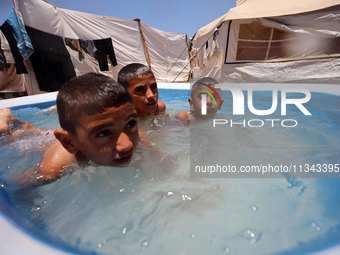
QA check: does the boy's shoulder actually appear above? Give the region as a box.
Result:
[176,110,191,120]
[157,100,166,113]
[38,140,77,181]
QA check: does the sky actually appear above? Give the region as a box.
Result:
[0,0,237,38]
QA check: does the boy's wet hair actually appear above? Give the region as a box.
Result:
[118,63,154,88]
[191,77,219,98]
[57,73,133,135]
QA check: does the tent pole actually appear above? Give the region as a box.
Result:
[173,29,216,82]
[135,19,152,70]
[185,34,192,81]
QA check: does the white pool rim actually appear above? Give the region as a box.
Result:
[1,82,340,255]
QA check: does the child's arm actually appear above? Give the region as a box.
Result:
[176,111,190,120]
[14,140,76,185]
[175,111,191,126]
[0,108,48,136]
[37,140,76,181]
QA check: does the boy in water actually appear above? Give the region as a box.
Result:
[177,77,224,122]
[118,63,166,116]
[20,73,139,182]
[0,108,11,134]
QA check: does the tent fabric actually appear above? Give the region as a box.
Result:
[140,22,190,82]
[195,0,340,38]
[11,0,190,83]
[228,0,340,20]
[0,64,25,92]
[191,0,340,84]
[0,0,190,94]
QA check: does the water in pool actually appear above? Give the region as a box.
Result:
[0,88,340,255]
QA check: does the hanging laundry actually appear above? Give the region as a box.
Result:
[0,22,27,74]
[93,38,117,71]
[79,39,97,57]
[0,30,14,63]
[25,26,76,92]
[0,36,6,64]
[202,41,208,66]
[65,38,84,61]
[207,28,220,58]
[201,28,220,67]
[6,7,34,60]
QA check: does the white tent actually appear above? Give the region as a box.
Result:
[0,0,190,94]
[191,0,340,83]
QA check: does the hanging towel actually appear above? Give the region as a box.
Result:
[0,22,27,74]
[93,38,117,71]
[6,7,34,60]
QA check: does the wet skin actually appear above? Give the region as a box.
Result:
[71,102,139,166]
[126,73,161,115]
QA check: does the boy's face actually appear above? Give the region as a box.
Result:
[189,86,222,118]
[125,72,159,115]
[71,102,139,166]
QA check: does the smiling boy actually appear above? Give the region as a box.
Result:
[118,63,166,116]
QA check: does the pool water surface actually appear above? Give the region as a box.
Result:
[0,88,340,255]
